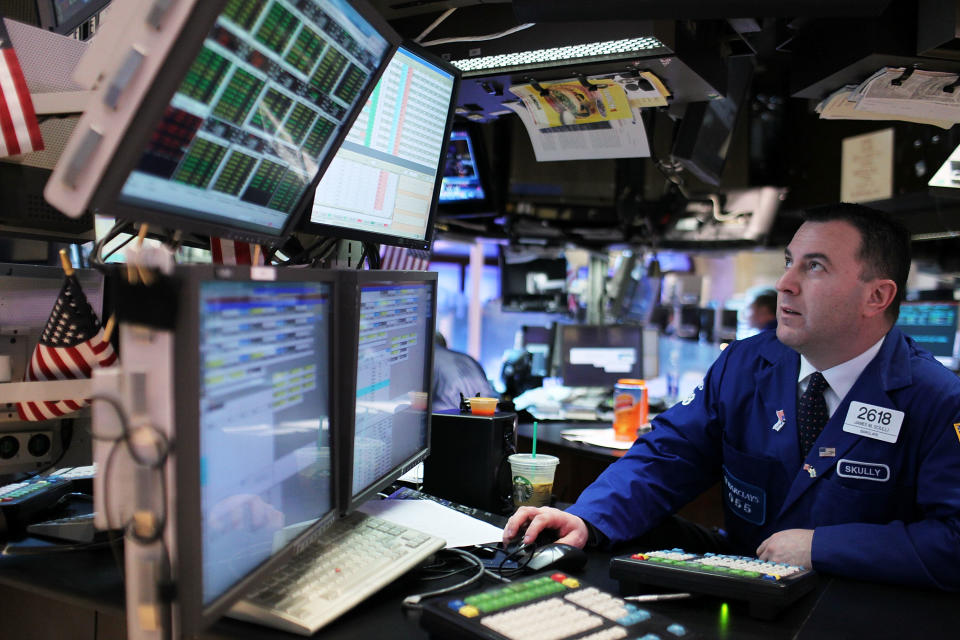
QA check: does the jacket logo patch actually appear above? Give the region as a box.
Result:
[836,459,890,482]
[722,465,766,526]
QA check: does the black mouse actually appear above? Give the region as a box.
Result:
[525,543,588,572]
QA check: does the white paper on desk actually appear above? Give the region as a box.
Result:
[358,498,504,549]
[503,99,650,161]
[560,427,644,450]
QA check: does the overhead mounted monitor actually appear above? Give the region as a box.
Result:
[46,0,400,247]
[172,265,339,636]
[337,271,437,513]
[36,0,112,35]
[437,124,495,215]
[302,43,459,249]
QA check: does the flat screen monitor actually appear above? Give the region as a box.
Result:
[521,325,553,378]
[173,265,339,634]
[46,0,400,247]
[36,0,111,35]
[896,302,960,370]
[500,247,566,313]
[339,271,437,513]
[558,324,644,388]
[303,43,459,249]
[437,126,494,214]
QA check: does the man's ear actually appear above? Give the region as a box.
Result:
[864,279,897,318]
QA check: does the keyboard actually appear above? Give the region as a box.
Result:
[228,511,445,636]
[610,549,816,618]
[421,572,697,640]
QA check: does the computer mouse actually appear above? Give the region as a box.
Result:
[526,543,588,572]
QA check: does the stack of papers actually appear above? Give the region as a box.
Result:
[817,67,960,129]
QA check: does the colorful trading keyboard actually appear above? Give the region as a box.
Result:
[610,549,816,618]
[421,573,698,640]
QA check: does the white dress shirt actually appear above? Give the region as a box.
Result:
[797,336,886,418]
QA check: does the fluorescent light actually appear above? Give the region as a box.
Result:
[451,36,667,75]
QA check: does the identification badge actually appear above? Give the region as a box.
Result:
[837,459,890,482]
[722,466,766,526]
[842,401,904,443]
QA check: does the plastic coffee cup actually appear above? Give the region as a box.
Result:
[508,453,559,507]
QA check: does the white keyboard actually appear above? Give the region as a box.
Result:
[227,511,445,636]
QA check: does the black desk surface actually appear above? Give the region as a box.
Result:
[1,533,958,639]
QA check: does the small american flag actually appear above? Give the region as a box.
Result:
[380,246,431,271]
[0,18,43,157]
[210,237,263,265]
[17,274,117,422]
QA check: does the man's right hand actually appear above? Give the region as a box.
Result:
[501,506,589,549]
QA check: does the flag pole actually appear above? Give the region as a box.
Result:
[58,248,74,276]
[102,314,116,343]
[252,244,261,266]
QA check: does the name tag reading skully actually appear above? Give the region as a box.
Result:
[842,401,904,443]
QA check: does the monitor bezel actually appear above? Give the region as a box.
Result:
[336,269,437,514]
[299,41,461,250]
[172,264,342,635]
[558,323,646,387]
[87,0,401,248]
[436,121,497,217]
[36,0,111,36]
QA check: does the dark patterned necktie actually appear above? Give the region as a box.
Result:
[798,372,829,456]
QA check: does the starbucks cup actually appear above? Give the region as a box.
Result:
[508,453,559,507]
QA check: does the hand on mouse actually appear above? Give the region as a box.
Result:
[502,506,589,549]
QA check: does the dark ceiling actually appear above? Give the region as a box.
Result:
[368,0,960,259]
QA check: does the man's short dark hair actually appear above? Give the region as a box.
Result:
[752,289,777,315]
[802,203,910,321]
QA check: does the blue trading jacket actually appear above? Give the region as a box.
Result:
[567,327,960,589]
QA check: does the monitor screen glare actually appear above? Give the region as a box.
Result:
[351,281,433,499]
[198,279,334,605]
[439,129,486,203]
[118,0,392,239]
[896,302,960,368]
[310,45,456,244]
[560,325,643,388]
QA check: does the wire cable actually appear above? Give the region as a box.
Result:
[415,8,456,43]
[420,22,535,47]
[402,548,487,608]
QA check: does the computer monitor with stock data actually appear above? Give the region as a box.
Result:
[172,265,340,635]
[558,324,645,388]
[45,0,400,247]
[896,302,960,370]
[303,43,459,249]
[337,271,437,513]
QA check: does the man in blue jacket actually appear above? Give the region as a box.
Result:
[503,203,960,590]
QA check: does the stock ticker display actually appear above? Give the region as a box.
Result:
[121,0,390,234]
